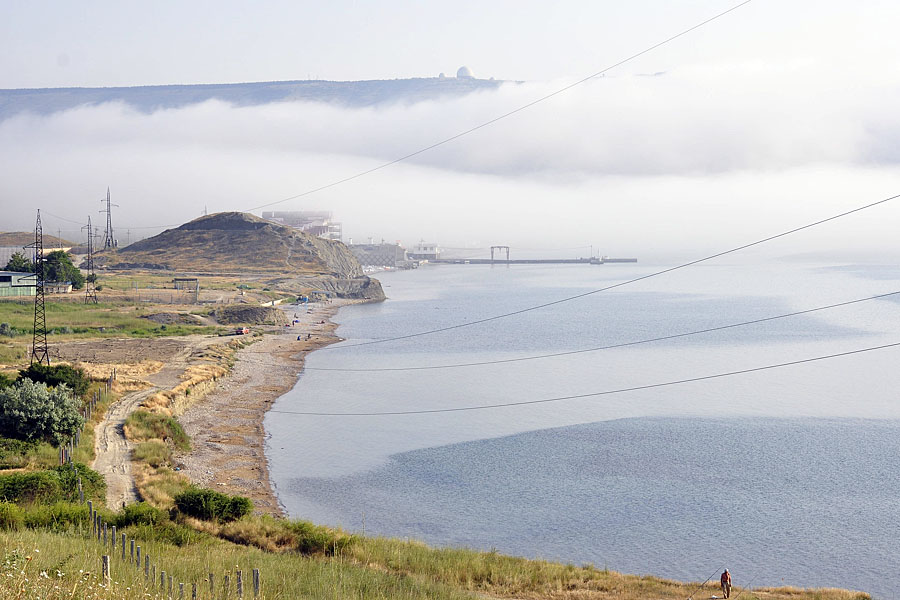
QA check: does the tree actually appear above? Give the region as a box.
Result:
[44,250,85,290]
[19,363,90,397]
[4,251,33,273]
[0,379,83,446]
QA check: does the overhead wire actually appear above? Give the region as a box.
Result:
[316,192,900,351]
[307,290,900,371]
[267,340,900,416]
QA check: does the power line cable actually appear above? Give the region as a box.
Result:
[318,192,900,351]
[267,340,900,416]
[307,290,900,371]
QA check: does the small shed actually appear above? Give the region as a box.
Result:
[0,271,36,297]
[173,277,199,290]
[45,282,73,294]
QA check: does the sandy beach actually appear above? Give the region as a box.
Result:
[176,299,357,516]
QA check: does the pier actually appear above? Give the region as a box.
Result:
[430,257,637,265]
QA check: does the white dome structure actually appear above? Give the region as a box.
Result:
[456,65,474,79]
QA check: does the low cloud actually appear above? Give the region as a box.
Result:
[2,61,899,257]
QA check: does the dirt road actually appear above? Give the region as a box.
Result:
[90,337,219,508]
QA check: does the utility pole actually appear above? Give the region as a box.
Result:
[100,188,119,249]
[82,216,98,304]
[26,210,50,366]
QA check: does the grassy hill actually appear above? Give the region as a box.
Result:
[0,232,75,248]
[100,212,363,277]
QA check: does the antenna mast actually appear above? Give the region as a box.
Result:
[82,216,98,304]
[27,210,50,366]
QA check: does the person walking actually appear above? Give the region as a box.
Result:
[720,569,732,598]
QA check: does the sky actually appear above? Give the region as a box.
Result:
[2,0,900,259]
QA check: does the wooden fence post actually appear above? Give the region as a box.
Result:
[224,574,230,596]
[111,525,116,550]
[103,522,107,546]
[121,533,126,560]
[145,554,150,577]
[237,570,243,597]
[161,570,166,590]
[179,582,185,599]
[253,568,260,597]
[130,539,135,563]
[192,583,197,599]
[88,501,94,527]
[101,555,110,584]
[136,545,141,569]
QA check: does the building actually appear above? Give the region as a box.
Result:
[407,241,441,261]
[349,243,409,268]
[173,277,199,290]
[261,211,342,241]
[45,282,73,294]
[0,271,36,297]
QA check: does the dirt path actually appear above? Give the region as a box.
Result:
[91,337,219,509]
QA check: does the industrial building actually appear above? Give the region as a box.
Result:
[407,241,441,261]
[261,211,342,241]
[0,271,36,297]
[349,243,411,268]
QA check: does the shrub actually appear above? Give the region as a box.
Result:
[125,411,190,451]
[52,463,106,503]
[0,437,37,468]
[18,363,90,397]
[0,379,83,446]
[114,502,165,527]
[0,471,62,503]
[23,501,89,530]
[173,487,253,522]
[0,501,24,530]
[0,323,16,338]
[288,519,355,555]
[0,373,15,390]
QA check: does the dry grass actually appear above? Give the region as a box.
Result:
[132,463,190,509]
[75,360,162,392]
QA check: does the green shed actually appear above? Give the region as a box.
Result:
[0,271,37,297]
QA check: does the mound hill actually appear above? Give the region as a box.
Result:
[99,212,383,299]
[0,232,76,247]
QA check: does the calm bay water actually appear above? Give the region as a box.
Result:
[266,259,900,598]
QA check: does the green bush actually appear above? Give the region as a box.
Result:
[23,501,89,530]
[173,487,253,522]
[0,501,25,530]
[18,363,90,397]
[52,463,106,503]
[0,471,62,503]
[0,437,37,468]
[0,379,84,446]
[125,411,190,451]
[0,373,14,389]
[114,502,165,527]
[288,519,355,555]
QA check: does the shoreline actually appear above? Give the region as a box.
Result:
[176,298,356,516]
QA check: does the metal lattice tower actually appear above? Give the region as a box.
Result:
[100,187,118,249]
[82,216,98,304]
[27,210,50,366]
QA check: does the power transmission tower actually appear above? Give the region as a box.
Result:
[100,187,119,249]
[82,216,98,304]
[26,210,50,366]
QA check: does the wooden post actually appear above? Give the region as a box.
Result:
[78,478,84,503]
[153,565,156,585]
[169,574,174,597]
[161,570,166,590]
[252,569,260,597]
[130,538,135,563]
[101,555,110,584]
[179,582,184,599]
[136,545,141,568]
[103,522,107,546]
[209,573,214,595]
[224,574,230,596]
[88,500,94,526]
[96,515,101,541]
[237,570,243,597]
[192,583,197,599]
[111,525,116,550]
[121,533,126,560]
[145,554,150,577]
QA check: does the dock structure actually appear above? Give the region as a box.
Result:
[430,257,636,265]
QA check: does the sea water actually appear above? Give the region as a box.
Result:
[266,258,900,598]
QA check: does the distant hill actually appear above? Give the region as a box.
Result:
[97,212,384,299]
[0,232,75,247]
[0,77,504,119]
